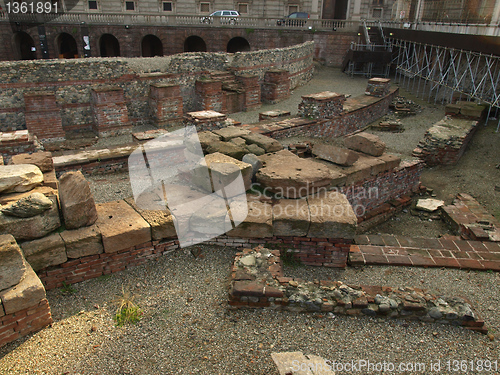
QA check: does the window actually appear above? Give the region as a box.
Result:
[200,2,210,12]
[162,1,172,11]
[372,0,383,5]
[372,7,383,17]
[88,0,98,10]
[125,1,135,10]
[288,5,299,13]
[238,3,248,13]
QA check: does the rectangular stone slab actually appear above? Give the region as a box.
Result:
[0,263,46,315]
[273,198,310,236]
[307,191,357,239]
[60,224,103,259]
[227,200,273,238]
[0,234,27,291]
[124,197,177,241]
[96,200,151,253]
[21,233,67,271]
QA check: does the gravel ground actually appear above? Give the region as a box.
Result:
[3,67,499,374]
[0,245,499,374]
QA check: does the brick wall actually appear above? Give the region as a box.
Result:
[23,92,65,140]
[0,298,52,347]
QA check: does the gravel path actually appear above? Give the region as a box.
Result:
[4,67,499,374]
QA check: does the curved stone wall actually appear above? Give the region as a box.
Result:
[0,42,314,132]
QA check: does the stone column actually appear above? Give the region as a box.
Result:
[90,86,131,137]
[149,84,183,128]
[24,92,65,141]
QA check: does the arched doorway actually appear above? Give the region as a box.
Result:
[56,32,78,59]
[14,32,36,60]
[141,35,163,57]
[184,36,207,52]
[227,37,250,53]
[100,34,120,57]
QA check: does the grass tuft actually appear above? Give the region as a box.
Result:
[113,286,143,326]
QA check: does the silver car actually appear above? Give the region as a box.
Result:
[201,10,240,24]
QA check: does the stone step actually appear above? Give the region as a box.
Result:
[349,234,500,270]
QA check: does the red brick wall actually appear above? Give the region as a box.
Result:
[23,93,65,140]
[0,299,52,347]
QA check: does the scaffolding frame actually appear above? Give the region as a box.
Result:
[391,39,500,132]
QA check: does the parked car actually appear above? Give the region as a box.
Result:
[277,12,310,26]
[201,10,240,25]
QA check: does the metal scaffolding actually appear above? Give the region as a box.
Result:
[390,39,500,131]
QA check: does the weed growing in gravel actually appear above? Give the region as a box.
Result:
[60,281,76,295]
[113,286,143,326]
[281,249,303,269]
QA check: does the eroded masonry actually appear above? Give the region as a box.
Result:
[0,45,497,349]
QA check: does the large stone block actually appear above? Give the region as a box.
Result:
[21,233,67,271]
[307,191,357,239]
[11,152,54,172]
[344,132,386,157]
[192,152,253,193]
[312,144,359,166]
[124,197,177,241]
[273,198,310,236]
[241,133,283,153]
[205,141,248,160]
[0,234,27,292]
[0,194,60,241]
[227,200,273,238]
[96,200,151,253]
[60,225,103,259]
[0,164,43,194]
[213,126,251,141]
[0,263,46,315]
[58,171,98,229]
[256,150,345,198]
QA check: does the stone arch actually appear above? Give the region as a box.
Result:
[99,34,120,57]
[13,32,36,60]
[227,37,250,53]
[56,32,78,59]
[184,35,207,52]
[141,34,163,57]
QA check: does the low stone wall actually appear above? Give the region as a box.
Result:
[0,42,314,136]
[412,116,479,166]
[228,246,487,334]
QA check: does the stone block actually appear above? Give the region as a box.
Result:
[42,170,58,189]
[58,171,98,229]
[205,141,248,160]
[60,224,103,259]
[96,200,151,253]
[21,233,67,271]
[273,198,310,236]
[0,234,27,292]
[0,164,43,194]
[344,132,386,157]
[227,200,273,238]
[312,144,359,166]
[256,150,344,198]
[213,126,250,141]
[0,263,46,315]
[307,191,357,238]
[377,153,401,170]
[1,192,53,218]
[241,133,283,153]
[192,152,253,193]
[124,197,177,241]
[0,195,60,241]
[11,152,54,173]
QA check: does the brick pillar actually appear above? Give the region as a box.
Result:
[24,92,65,140]
[90,86,131,137]
[236,74,261,111]
[365,78,391,97]
[298,91,346,119]
[184,110,227,132]
[149,84,184,128]
[195,79,226,113]
[261,70,290,104]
